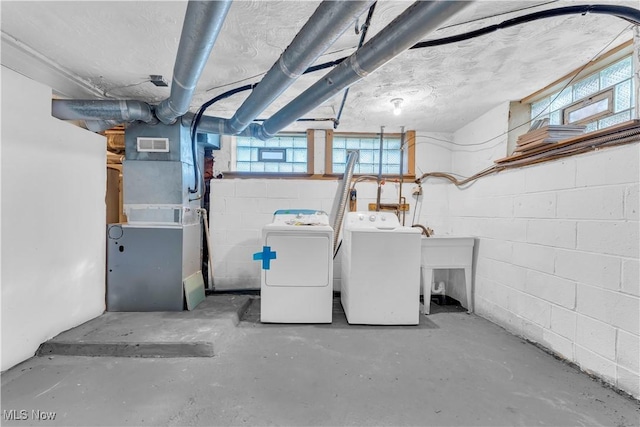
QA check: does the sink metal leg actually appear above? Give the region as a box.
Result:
[421,267,434,315]
[464,266,473,314]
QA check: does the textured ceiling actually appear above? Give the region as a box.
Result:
[1,0,636,134]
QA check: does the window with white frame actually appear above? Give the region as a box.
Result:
[530,55,635,132]
[234,133,310,173]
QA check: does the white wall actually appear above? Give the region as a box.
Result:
[1,67,107,370]
[448,106,640,398]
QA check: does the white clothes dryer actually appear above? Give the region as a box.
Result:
[255,209,333,323]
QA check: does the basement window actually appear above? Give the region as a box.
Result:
[528,54,634,133]
[233,132,311,174]
[325,130,415,178]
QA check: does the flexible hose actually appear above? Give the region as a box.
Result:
[333,150,359,257]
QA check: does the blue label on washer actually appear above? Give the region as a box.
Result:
[253,246,277,270]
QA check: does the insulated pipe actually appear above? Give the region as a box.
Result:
[333,150,359,257]
[52,99,154,123]
[255,0,472,140]
[85,119,128,133]
[225,0,375,134]
[155,0,232,125]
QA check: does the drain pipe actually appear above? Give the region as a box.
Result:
[253,0,472,140]
[155,0,232,125]
[333,150,359,257]
[224,0,374,134]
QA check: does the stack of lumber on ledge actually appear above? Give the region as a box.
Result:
[513,124,586,154]
[495,120,640,165]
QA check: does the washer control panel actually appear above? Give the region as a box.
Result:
[348,211,400,229]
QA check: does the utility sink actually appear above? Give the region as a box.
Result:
[420,235,475,314]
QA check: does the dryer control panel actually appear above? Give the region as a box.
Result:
[272,209,330,226]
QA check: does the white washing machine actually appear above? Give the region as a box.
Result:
[255,209,333,323]
[341,211,421,325]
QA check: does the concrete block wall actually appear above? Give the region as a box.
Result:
[209,179,427,291]
[448,109,639,397]
[209,179,339,290]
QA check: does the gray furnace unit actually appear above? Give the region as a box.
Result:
[106,121,218,311]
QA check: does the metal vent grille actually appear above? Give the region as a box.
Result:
[137,137,169,153]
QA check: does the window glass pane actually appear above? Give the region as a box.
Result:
[278,163,293,173]
[346,139,360,149]
[292,163,307,173]
[549,110,561,125]
[360,149,374,164]
[531,98,550,119]
[550,87,573,111]
[358,163,374,174]
[600,56,632,89]
[236,161,251,172]
[293,149,306,163]
[360,139,376,149]
[265,139,279,148]
[567,98,609,123]
[264,162,279,173]
[385,150,401,165]
[237,147,250,161]
[614,79,632,113]
[334,139,345,149]
[333,150,345,164]
[250,148,259,162]
[386,140,401,150]
[598,110,630,128]
[584,121,598,133]
[573,74,600,100]
[334,163,345,174]
[372,151,380,165]
[250,162,264,172]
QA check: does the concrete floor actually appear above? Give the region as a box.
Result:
[2,296,639,426]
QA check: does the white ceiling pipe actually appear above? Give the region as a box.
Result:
[224,0,375,135]
[155,0,232,125]
[254,0,473,140]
